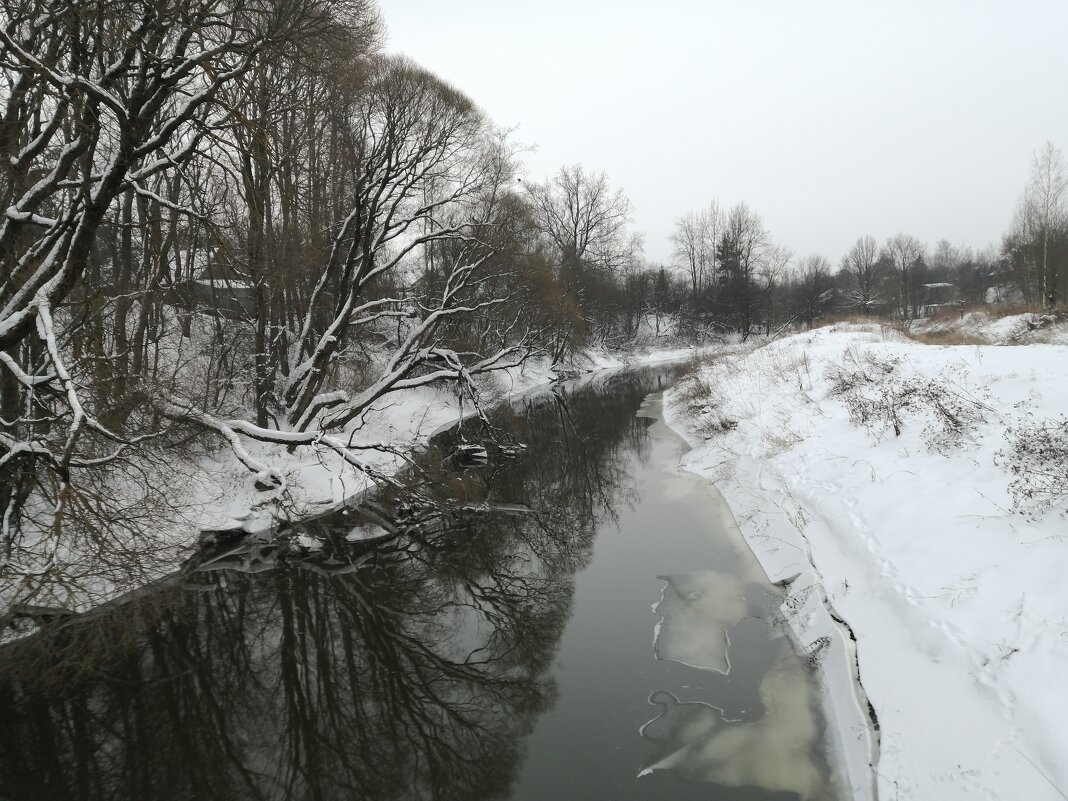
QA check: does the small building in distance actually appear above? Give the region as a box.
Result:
[921,282,958,315]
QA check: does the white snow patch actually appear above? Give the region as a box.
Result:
[664,323,1068,801]
[911,309,1068,345]
[294,533,324,552]
[344,523,390,542]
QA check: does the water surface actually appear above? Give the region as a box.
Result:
[0,366,841,801]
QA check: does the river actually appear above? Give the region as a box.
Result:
[0,365,845,801]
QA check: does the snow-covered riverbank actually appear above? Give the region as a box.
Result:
[198,344,705,535]
[663,318,1068,801]
[2,344,708,631]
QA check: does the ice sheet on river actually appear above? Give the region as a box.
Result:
[638,642,829,800]
[651,570,751,674]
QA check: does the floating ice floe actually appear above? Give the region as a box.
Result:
[652,570,750,674]
[639,641,828,800]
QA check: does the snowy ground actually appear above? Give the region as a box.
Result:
[663,314,1068,801]
[910,308,1068,345]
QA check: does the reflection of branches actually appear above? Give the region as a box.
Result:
[0,512,563,801]
[0,364,684,801]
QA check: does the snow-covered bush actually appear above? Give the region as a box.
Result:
[825,348,988,451]
[824,349,905,435]
[1000,416,1068,514]
[823,346,899,397]
[897,377,990,452]
[672,364,738,438]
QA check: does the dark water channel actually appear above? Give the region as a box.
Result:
[0,366,842,801]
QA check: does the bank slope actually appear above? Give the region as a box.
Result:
[664,324,1068,801]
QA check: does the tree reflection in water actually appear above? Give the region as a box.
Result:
[0,367,680,801]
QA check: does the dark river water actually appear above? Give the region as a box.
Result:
[0,365,843,801]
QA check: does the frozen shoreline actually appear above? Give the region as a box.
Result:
[661,385,880,801]
[661,318,1068,801]
[215,343,708,535]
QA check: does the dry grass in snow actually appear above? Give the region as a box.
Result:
[664,321,1068,801]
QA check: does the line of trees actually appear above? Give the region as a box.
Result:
[0,1,639,609]
[657,140,1068,338]
[663,208,1008,337]
[1004,141,1068,309]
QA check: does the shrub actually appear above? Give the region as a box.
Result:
[1000,416,1068,514]
[671,365,741,439]
[825,348,988,451]
[824,346,899,397]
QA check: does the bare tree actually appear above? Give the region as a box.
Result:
[794,254,834,326]
[1026,141,1066,308]
[526,165,638,275]
[929,239,963,275]
[0,1,543,617]
[276,58,533,431]
[756,244,793,334]
[671,211,703,295]
[522,165,641,346]
[155,59,544,506]
[883,234,926,321]
[841,235,882,312]
[215,15,382,426]
[716,202,770,337]
[670,200,721,296]
[0,0,340,597]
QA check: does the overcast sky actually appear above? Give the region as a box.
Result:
[376,0,1068,265]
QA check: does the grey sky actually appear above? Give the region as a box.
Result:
[377,0,1068,265]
